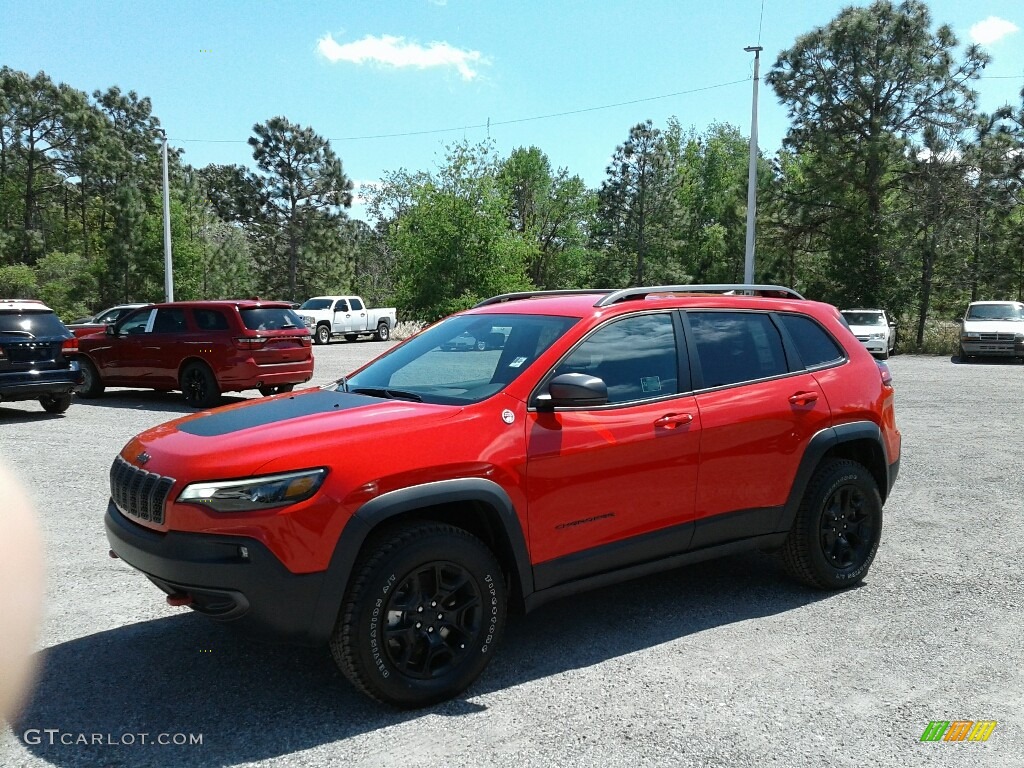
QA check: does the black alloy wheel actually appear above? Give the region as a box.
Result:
[332,522,506,708]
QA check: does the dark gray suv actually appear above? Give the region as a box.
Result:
[0,300,82,414]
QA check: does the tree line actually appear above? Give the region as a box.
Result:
[2,1,1022,349]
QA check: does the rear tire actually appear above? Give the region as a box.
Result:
[331,522,506,708]
[180,362,220,408]
[781,459,882,590]
[374,322,390,342]
[75,358,104,398]
[39,393,72,414]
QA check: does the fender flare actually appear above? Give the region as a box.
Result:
[307,478,533,643]
[778,421,889,534]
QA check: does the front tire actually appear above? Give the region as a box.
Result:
[180,362,220,408]
[781,459,882,590]
[315,324,331,345]
[75,358,104,398]
[331,522,506,708]
[374,322,390,342]
[258,384,295,397]
[39,393,72,414]
[958,345,971,363]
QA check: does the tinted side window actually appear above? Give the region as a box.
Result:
[552,313,678,405]
[194,308,229,331]
[350,298,364,310]
[118,309,154,335]
[334,300,349,312]
[689,311,787,388]
[152,308,187,334]
[778,314,845,368]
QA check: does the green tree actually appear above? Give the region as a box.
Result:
[766,0,988,310]
[595,120,679,286]
[247,117,353,297]
[497,146,596,289]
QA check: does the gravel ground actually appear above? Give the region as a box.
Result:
[1,348,1021,768]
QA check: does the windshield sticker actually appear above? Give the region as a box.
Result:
[509,356,528,368]
[641,376,662,393]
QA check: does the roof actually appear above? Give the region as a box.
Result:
[147,299,294,310]
[467,284,818,318]
[0,299,52,312]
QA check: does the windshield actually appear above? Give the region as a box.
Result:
[342,313,577,405]
[965,303,1024,321]
[841,311,885,326]
[0,310,71,338]
[299,298,332,311]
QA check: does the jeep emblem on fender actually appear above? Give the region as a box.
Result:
[136,452,151,466]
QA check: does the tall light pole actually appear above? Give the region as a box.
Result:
[158,129,174,302]
[743,45,763,285]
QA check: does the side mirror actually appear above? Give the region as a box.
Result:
[954,318,963,325]
[536,373,608,410]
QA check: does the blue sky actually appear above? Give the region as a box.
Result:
[3,1,1022,219]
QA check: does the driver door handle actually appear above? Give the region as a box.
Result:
[654,413,694,429]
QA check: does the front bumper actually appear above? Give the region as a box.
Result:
[105,502,330,644]
[960,339,1024,358]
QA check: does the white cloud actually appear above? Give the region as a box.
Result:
[317,33,485,80]
[969,16,1019,45]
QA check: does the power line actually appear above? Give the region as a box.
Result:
[171,76,752,145]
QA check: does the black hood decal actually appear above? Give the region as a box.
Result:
[177,389,380,437]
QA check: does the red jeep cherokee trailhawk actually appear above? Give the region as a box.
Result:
[105,285,901,707]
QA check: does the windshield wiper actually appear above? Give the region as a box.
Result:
[350,387,423,402]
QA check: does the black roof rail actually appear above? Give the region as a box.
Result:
[474,289,612,308]
[594,284,805,307]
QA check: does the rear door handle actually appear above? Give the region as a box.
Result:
[789,391,819,406]
[654,413,694,429]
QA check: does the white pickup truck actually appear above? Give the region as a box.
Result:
[296,296,397,345]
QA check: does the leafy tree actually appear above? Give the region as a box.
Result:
[595,120,679,285]
[247,117,353,297]
[767,0,988,311]
[497,146,596,288]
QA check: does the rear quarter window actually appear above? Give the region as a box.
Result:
[777,314,845,368]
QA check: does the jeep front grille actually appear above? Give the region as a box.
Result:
[110,455,175,525]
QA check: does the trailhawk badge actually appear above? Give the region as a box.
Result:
[501,409,515,424]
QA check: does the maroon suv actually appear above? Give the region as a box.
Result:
[74,300,313,407]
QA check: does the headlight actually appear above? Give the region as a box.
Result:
[177,468,327,512]
[962,332,979,340]
[868,332,886,340]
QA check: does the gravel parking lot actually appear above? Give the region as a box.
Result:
[1,348,1022,768]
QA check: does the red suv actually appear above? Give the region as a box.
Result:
[104,285,901,707]
[75,300,313,408]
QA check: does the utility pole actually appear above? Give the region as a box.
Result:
[159,129,174,302]
[743,45,763,285]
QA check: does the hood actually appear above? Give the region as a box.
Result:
[962,319,1024,334]
[123,388,461,480]
[847,323,888,336]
